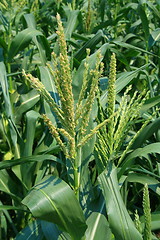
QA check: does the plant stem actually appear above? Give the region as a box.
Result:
[74,147,82,199]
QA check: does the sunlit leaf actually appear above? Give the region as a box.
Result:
[22,175,87,240]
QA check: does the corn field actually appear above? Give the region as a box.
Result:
[0,0,160,239]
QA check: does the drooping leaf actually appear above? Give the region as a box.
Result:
[113,41,157,57]
[22,110,40,157]
[141,96,160,113]
[132,118,160,149]
[24,13,37,29]
[127,173,160,195]
[0,200,18,237]
[0,205,28,212]
[0,154,62,170]
[22,175,87,240]
[8,28,43,61]
[119,143,160,177]
[15,89,40,123]
[20,110,40,188]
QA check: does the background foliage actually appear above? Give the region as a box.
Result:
[0,0,160,239]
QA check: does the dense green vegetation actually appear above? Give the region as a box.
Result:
[0,0,160,239]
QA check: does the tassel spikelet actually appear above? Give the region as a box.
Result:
[117,110,155,166]
[46,54,65,105]
[77,115,114,148]
[94,54,152,171]
[55,13,75,137]
[57,128,75,159]
[107,53,116,118]
[23,14,105,162]
[42,114,69,158]
[75,49,90,123]
[134,210,142,234]
[22,71,65,124]
[143,184,152,240]
[113,89,149,154]
[78,51,104,138]
[107,53,116,153]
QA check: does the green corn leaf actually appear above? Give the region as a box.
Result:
[8,28,43,62]
[147,1,160,18]
[127,173,160,196]
[148,28,160,48]
[85,212,113,240]
[39,65,59,123]
[22,110,40,157]
[15,89,40,123]
[41,221,71,240]
[0,62,13,118]
[0,62,21,158]
[127,173,159,185]
[0,205,29,212]
[22,175,87,240]
[74,30,104,62]
[0,200,18,237]
[15,220,44,240]
[39,66,59,105]
[24,13,37,29]
[115,64,150,93]
[138,3,150,41]
[112,41,158,57]
[119,143,160,177]
[98,166,143,240]
[0,155,62,170]
[0,37,7,51]
[23,13,51,63]
[132,118,160,149]
[20,110,40,188]
[0,170,22,201]
[141,95,160,112]
[63,7,80,40]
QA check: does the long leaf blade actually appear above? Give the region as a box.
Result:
[98,166,142,240]
[22,175,87,240]
[8,28,43,61]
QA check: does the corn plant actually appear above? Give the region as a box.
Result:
[0,1,160,240]
[11,14,159,240]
